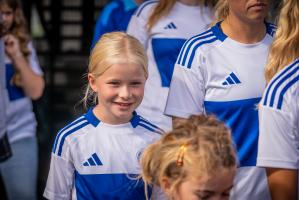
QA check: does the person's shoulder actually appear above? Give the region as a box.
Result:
[99,0,125,19]
[262,58,299,111]
[133,0,158,18]
[51,114,92,156]
[131,113,165,135]
[176,24,223,69]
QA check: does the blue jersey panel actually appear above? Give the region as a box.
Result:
[204,98,261,167]
[5,63,25,101]
[75,172,150,200]
[151,38,186,87]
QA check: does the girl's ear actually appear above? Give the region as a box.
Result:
[88,73,97,92]
[160,177,172,196]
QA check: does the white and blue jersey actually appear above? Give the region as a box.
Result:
[44,109,163,200]
[257,58,299,170]
[165,22,276,199]
[127,0,213,131]
[91,0,140,48]
[4,42,43,143]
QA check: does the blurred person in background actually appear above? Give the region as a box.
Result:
[0,11,12,163]
[0,0,44,199]
[91,0,144,49]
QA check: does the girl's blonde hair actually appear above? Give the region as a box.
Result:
[83,31,148,108]
[141,114,237,198]
[0,0,30,58]
[265,0,299,83]
[214,0,229,23]
[147,0,216,31]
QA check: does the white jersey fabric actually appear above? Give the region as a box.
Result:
[44,108,163,200]
[4,42,43,143]
[257,58,299,169]
[127,0,213,131]
[165,22,276,200]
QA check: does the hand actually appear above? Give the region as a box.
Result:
[4,34,23,60]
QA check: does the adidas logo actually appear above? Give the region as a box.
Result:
[222,72,241,86]
[83,153,103,166]
[164,22,177,29]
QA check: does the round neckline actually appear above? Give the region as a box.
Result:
[176,1,202,10]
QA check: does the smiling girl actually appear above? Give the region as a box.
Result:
[44,32,163,200]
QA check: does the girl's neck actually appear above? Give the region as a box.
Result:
[221,16,266,44]
[178,0,200,6]
[93,106,132,125]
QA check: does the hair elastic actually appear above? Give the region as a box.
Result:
[176,145,187,166]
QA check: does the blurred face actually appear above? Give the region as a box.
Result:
[89,63,146,124]
[0,4,14,34]
[173,169,235,200]
[228,0,270,23]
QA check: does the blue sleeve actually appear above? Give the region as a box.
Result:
[91,1,120,49]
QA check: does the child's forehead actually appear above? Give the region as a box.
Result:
[95,62,146,74]
[95,62,147,78]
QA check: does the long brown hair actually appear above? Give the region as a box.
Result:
[0,0,30,58]
[265,0,299,83]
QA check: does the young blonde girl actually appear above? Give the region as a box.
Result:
[141,114,237,200]
[44,32,163,200]
[127,0,215,131]
[257,0,299,199]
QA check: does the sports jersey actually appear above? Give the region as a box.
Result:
[0,39,6,137]
[44,108,163,200]
[257,58,299,169]
[165,22,275,199]
[91,0,139,48]
[5,42,43,143]
[127,0,213,131]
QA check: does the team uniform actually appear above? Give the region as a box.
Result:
[44,108,163,200]
[257,58,299,173]
[91,0,139,48]
[0,42,42,199]
[165,22,276,200]
[127,0,213,131]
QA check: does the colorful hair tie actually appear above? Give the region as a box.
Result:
[176,145,187,166]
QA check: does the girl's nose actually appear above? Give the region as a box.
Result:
[119,86,131,99]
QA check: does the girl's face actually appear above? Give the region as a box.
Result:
[89,63,146,124]
[0,4,14,34]
[228,0,270,23]
[173,169,235,200]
